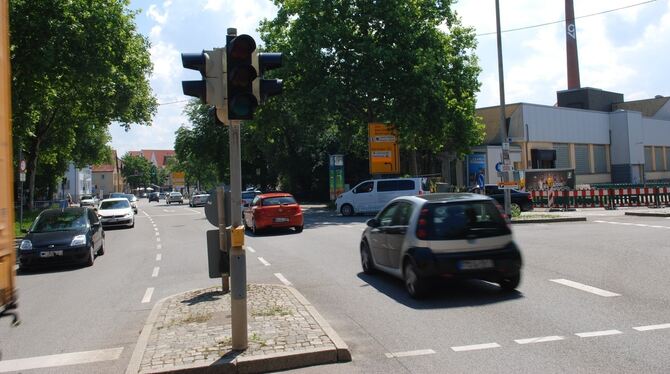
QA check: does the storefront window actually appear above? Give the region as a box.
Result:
[654,146,664,171]
[644,147,653,172]
[553,143,570,169]
[593,145,607,173]
[574,144,591,174]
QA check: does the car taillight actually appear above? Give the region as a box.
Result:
[416,207,430,240]
[418,190,424,195]
[493,201,511,227]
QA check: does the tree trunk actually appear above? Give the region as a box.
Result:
[26,137,41,210]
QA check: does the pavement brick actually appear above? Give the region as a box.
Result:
[130,284,350,374]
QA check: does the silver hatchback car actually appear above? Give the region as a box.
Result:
[360,193,522,298]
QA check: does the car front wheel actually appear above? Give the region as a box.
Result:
[85,245,95,267]
[360,241,375,274]
[340,204,354,217]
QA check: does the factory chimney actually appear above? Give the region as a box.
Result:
[565,0,581,89]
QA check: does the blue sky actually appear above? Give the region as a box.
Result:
[111,0,670,156]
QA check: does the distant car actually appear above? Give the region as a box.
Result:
[159,192,167,200]
[79,194,98,208]
[242,192,303,234]
[166,191,184,205]
[148,192,159,202]
[189,193,210,207]
[470,185,533,212]
[124,194,139,214]
[140,193,147,198]
[97,198,135,228]
[18,207,104,269]
[109,192,126,199]
[360,193,522,298]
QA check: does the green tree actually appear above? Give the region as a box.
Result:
[120,154,152,189]
[252,0,483,197]
[10,0,157,207]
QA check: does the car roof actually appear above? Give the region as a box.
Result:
[101,198,130,202]
[258,192,293,198]
[409,193,494,203]
[41,207,88,215]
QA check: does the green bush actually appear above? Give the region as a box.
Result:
[510,203,521,218]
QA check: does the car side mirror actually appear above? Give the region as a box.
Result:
[351,189,357,194]
[366,218,380,228]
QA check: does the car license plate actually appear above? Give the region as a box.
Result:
[274,217,289,223]
[40,250,63,258]
[459,259,494,270]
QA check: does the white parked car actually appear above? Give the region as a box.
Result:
[79,194,99,208]
[97,198,135,228]
[336,178,429,216]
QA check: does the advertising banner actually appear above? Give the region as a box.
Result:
[468,153,486,187]
[520,168,575,191]
[329,155,344,200]
[368,123,399,174]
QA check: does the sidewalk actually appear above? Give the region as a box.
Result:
[126,284,351,374]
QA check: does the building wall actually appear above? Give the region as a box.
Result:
[522,104,610,144]
[92,172,115,196]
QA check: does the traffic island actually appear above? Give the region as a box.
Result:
[624,211,670,217]
[126,284,351,374]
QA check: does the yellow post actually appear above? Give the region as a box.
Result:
[0,0,19,325]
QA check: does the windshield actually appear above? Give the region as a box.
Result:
[31,210,88,233]
[110,193,125,198]
[80,195,93,200]
[423,201,510,240]
[100,200,130,210]
[262,196,297,206]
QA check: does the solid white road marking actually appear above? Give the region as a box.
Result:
[549,279,621,297]
[514,336,564,345]
[0,347,124,373]
[384,349,436,358]
[633,323,670,331]
[156,254,162,261]
[575,330,622,338]
[274,273,292,286]
[157,244,162,250]
[247,246,256,253]
[141,287,154,303]
[258,257,271,266]
[451,343,501,352]
[152,267,160,277]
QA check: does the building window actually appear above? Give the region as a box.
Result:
[593,145,607,173]
[644,146,653,172]
[666,147,670,171]
[654,146,664,171]
[574,144,591,174]
[101,174,105,179]
[553,143,570,169]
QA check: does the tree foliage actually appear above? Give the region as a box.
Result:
[10,0,157,207]
[120,154,152,189]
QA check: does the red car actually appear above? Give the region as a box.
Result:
[242,192,304,234]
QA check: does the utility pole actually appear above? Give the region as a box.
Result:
[495,0,511,216]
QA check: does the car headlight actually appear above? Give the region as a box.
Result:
[70,235,87,247]
[20,239,32,251]
[125,212,133,218]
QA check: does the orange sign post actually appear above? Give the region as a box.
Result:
[368,123,400,175]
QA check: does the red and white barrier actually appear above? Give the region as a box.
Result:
[530,187,670,209]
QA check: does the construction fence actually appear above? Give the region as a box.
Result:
[531,187,670,209]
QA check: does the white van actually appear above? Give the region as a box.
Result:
[336,178,429,216]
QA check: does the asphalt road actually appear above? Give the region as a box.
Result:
[1,202,670,373]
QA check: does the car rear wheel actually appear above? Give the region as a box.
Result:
[499,273,521,292]
[404,260,427,298]
[340,204,354,217]
[294,226,303,233]
[360,241,375,275]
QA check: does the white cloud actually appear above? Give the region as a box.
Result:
[147,0,172,24]
[202,0,278,35]
[150,25,162,39]
[149,40,181,85]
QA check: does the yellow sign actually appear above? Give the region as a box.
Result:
[171,171,185,186]
[368,123,400,174]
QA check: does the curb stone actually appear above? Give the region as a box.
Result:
[511,217,587,224]
[624,212,670,217]
[125,284,350,374]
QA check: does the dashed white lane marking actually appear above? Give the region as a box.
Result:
[154,227,158,231]
[0,347,124,373]
[258,257,271,266]
[274,273,292,286]
[385,349,436,358]
[155,232,159,236]
[157,244,162,250]
[141,287,155,303]
[451,343,500,352]
[152,267,160,277]
[633,323,670,331]
[575,330,622,338]
[549,279,621,297]
[143,211,150,217]
[247,246,256,253]
[514,336,565,345]
[156,254,162,261]
[156,237,161,242]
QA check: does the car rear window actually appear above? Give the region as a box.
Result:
[261,196,296,206]
[423,201,510,240]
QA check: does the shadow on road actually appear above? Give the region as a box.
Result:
[182,290,225,306]
[357,272,523,309]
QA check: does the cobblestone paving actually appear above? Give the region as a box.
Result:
[138,284,336,373]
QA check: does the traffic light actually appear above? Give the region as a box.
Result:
[181,49,224,108]
[226,34,258,120]
[254,52,283,104]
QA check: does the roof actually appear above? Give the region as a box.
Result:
[612,96,670,118]
[126,149,176,168]
[92,149,119,173]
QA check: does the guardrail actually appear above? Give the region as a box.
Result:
[531,187,670,209]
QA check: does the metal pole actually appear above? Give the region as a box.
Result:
[229,120,247,350]
[216,186,230,293]
[495,0,511,216]
[19,148,23,230]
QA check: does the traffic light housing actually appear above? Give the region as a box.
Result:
[181,49,224,108]
[254,52,283,104]
[226,34,258,120]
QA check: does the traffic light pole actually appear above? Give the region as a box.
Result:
[495,0,511,216]
[229,120,248,350]
[216,186,230,293]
